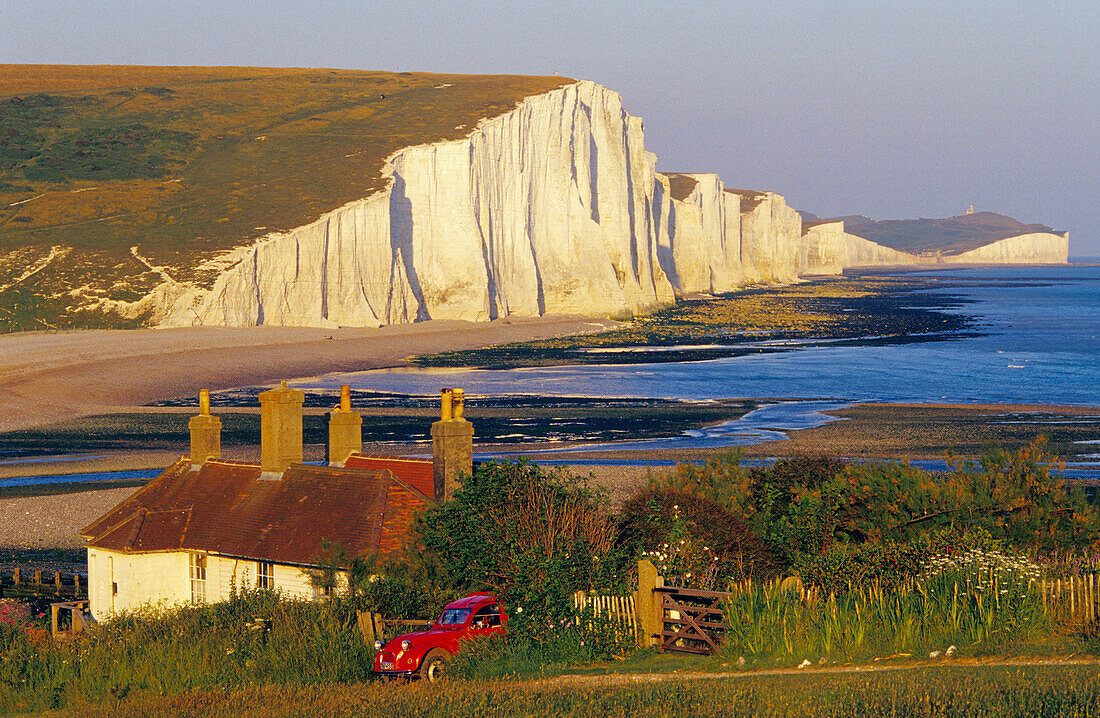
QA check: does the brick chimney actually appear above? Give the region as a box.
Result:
[431,387,473,502]
[327,384,362,467]
[259,381,304,477]
[188,389,221,468]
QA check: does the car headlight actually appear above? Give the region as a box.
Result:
[374,640,383,651]
[400,639,411,652]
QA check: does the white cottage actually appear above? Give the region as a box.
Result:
[80,385,472,622]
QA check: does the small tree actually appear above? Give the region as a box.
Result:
[416,461,625,638]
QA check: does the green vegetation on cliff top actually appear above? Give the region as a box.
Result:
[0,65,570,329]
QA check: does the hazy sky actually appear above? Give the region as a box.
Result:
[3,0,1098,255]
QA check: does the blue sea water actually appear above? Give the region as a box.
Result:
[7,266,1097,487]
[304,265,1100,407]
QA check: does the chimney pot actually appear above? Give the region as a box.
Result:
[432,386,473,502]
[189,389,221,467]
[328,384,362,467]
[259,381,305,475]
[440,388,452,421]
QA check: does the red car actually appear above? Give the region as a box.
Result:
[372,592,507,681]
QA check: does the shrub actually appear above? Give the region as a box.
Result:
[416,461,626,639]
[795,541,931,594]
[617,488,776,587]
[656,439,1100,571]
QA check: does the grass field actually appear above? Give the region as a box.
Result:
[31,665,1100,718]
[0,65,569,330]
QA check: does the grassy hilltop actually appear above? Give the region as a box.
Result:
[805,211,1062,256]
[0,65,570,330]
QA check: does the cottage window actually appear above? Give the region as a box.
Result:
[257,561,274,590]
[189,553,206,604]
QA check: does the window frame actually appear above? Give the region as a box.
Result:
[189,552,207,604]
[256,560,274,591]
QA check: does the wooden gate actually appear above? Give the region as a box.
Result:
[654,586,731,655]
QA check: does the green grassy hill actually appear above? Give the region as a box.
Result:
[0,65,570,330]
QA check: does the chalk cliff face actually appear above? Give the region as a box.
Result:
[657,173,744,294]
[799,222,921,274]
[733,191,804,284]
[940,232,1069,264]
[165,82,676,327]
[159,81,1070,329]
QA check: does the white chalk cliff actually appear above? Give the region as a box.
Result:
[940,232,1070,264]
[159,81,1069,328]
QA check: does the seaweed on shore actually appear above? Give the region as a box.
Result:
[414,276,977,369]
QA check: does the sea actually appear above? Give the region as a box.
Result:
[303,264,1100,408]
[3,263,1098,489]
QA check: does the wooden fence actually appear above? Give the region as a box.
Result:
[653,586,730,655]
[572,590,638,641]
[0,569,86,598]
[1038,576,1100,625]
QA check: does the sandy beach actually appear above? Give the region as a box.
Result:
[0,316,616,552]
[0,315,616,433]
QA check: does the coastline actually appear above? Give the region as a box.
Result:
[0,315,618,434]
[3,265,1098,555]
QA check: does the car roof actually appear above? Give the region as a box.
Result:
[443,593,497,610]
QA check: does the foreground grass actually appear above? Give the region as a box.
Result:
[37,665,1100,718]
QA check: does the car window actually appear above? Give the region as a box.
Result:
[437,608,471,626]
[471,603,502,627]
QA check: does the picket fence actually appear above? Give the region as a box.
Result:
[1038,575,1100,625]
[572,590,638,638]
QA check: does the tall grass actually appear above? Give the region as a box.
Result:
[39,666,1100,718]
[724,560,1048,666]
[0,590,374,715]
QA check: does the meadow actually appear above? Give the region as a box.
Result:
[19,662,1100,717]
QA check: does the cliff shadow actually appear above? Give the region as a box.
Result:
[652,181,680,288]
[389,174,431,322]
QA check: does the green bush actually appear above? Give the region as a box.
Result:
[655,439,1099,572]
[795,541,931,594]
[416,461,627,640]
[617,488,776,587]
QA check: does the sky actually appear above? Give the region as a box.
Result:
[3,0,1098,255]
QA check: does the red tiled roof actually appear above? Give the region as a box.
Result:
[344,454,434,498]
[81,459,432,566]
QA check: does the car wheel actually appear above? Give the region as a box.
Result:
[419,649,449,683]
